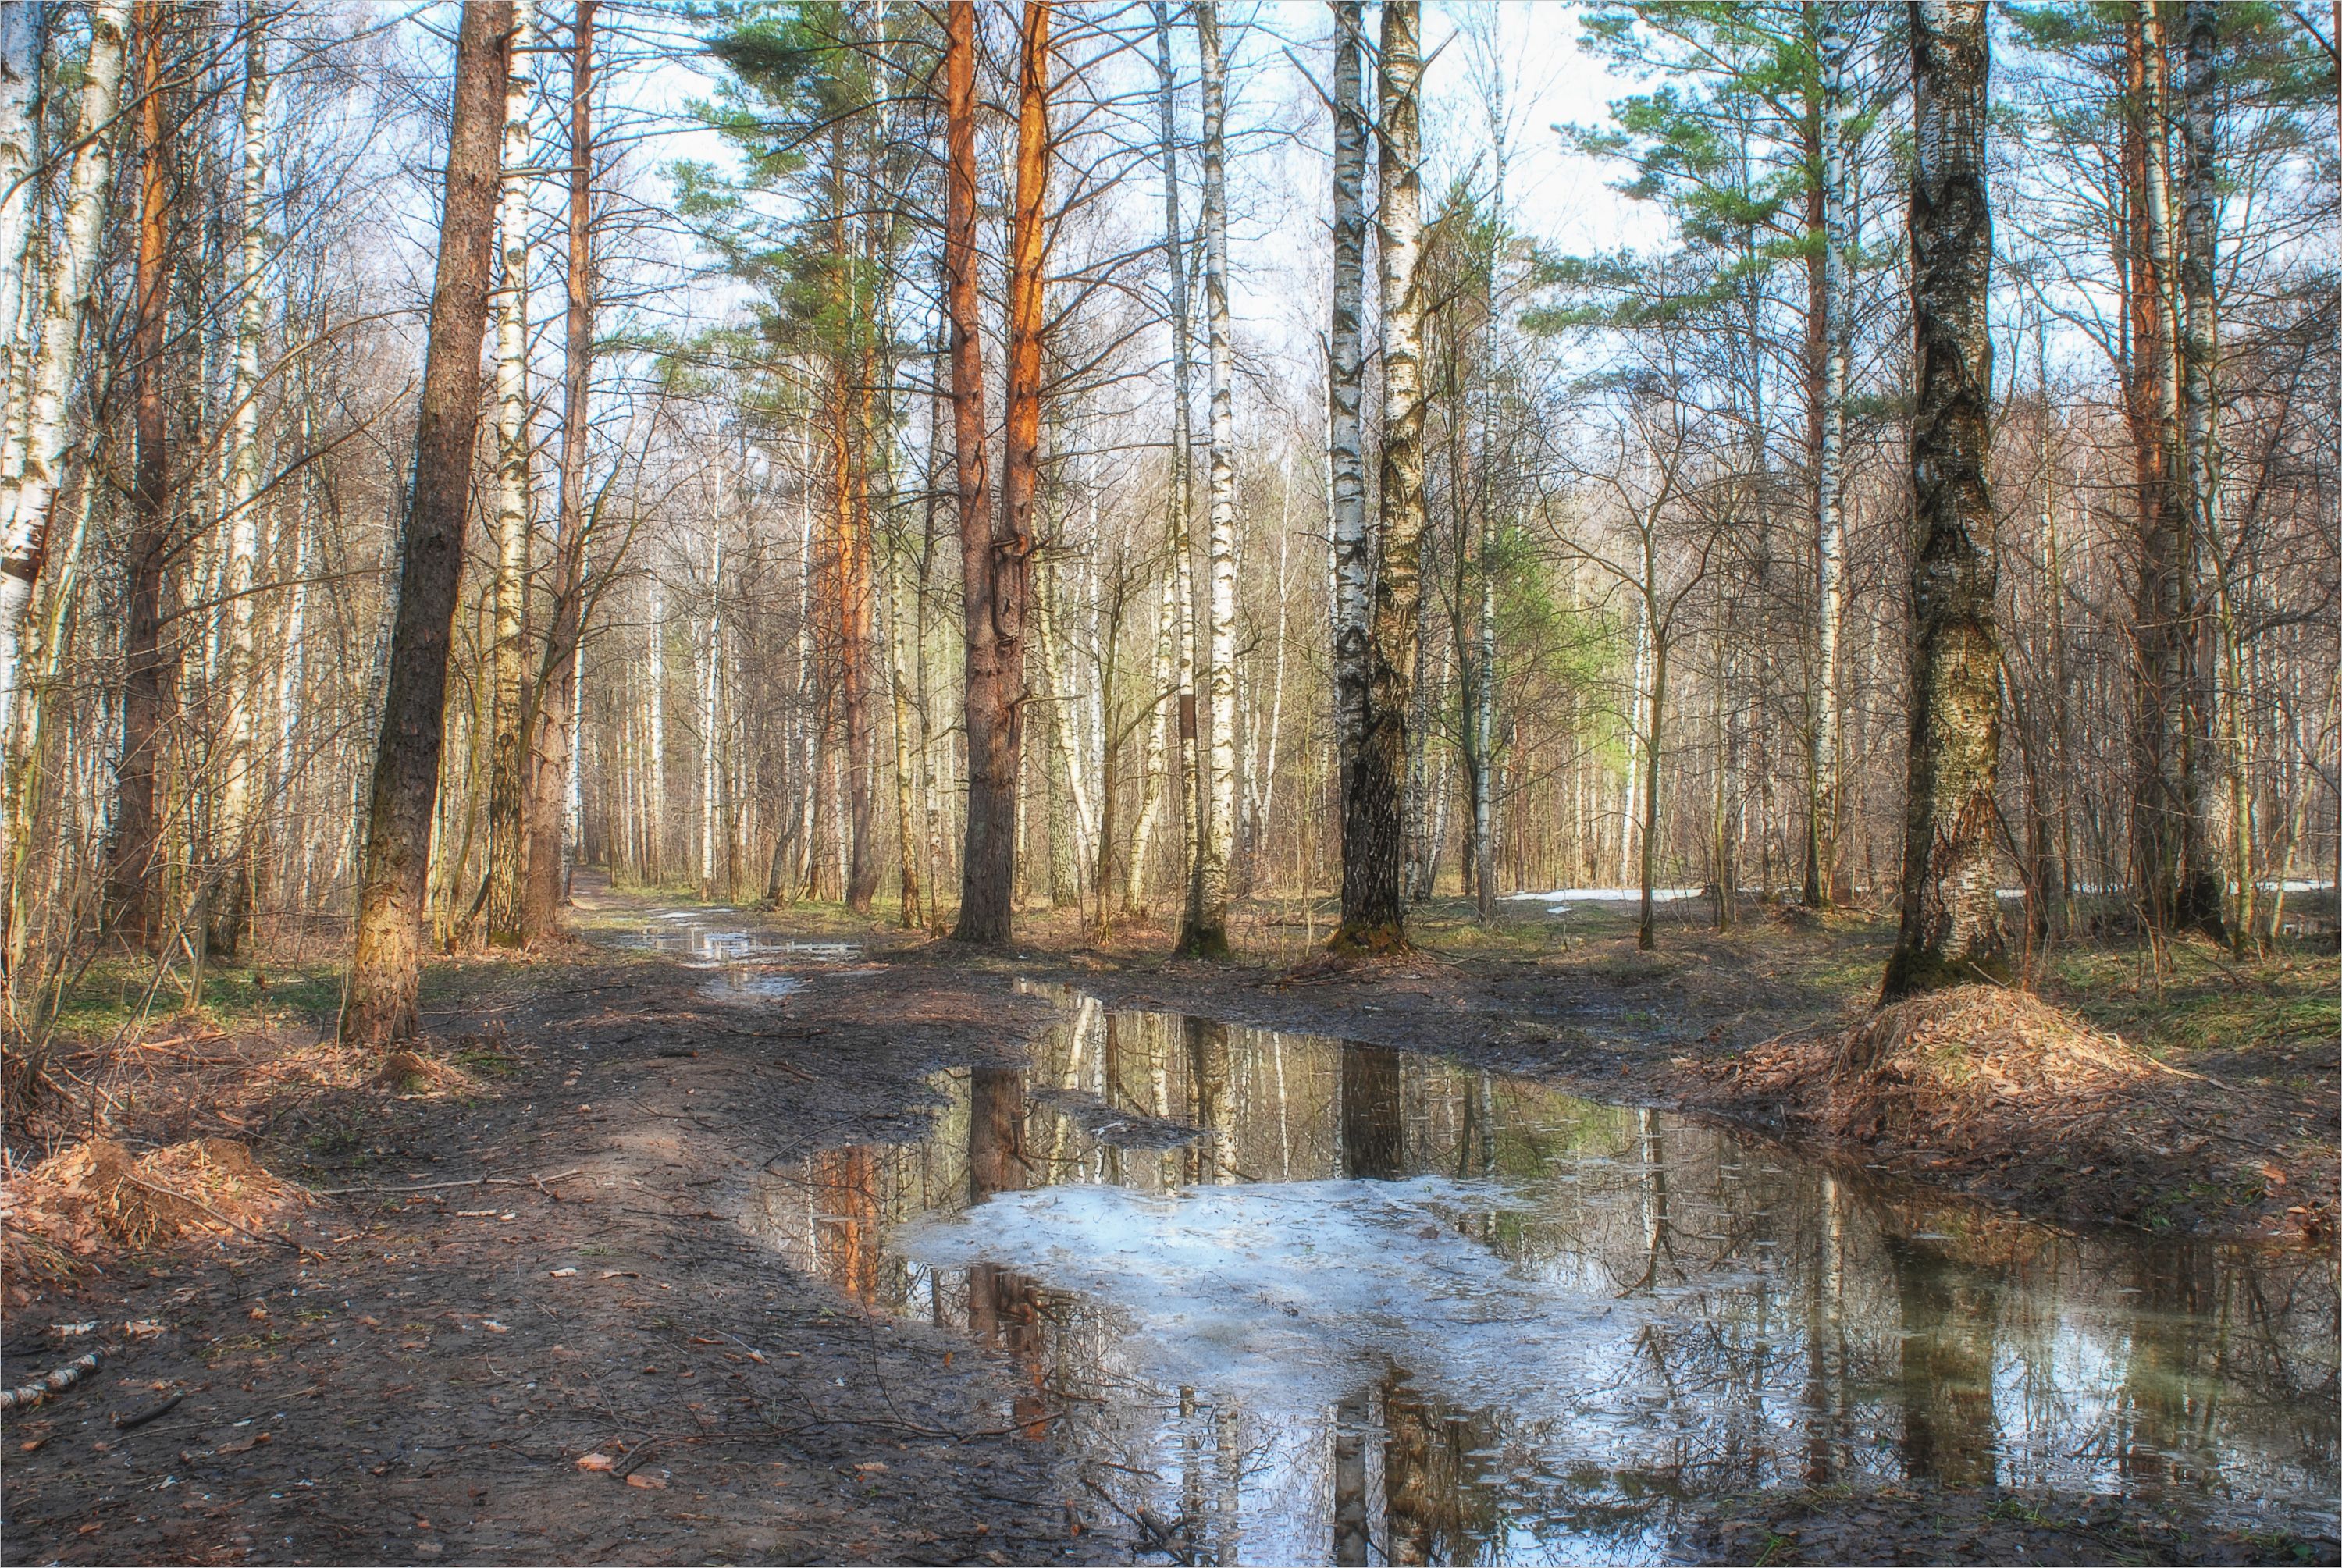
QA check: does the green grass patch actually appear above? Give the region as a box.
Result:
[47,955,343,1038]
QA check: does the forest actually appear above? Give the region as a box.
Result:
[0,1,2337,1564]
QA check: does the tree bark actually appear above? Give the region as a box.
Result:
[1882,0,2006,1001]
[1327,0,1369,914]
[523,0,593,942]
[0,4,41,490]
[2127,2,2224,943]
[1333,0,1425,954]
[2178,0,2243,947]
[486,0,536,947]
[208,12,272,961]
[104,0,176,952]
[1181,0,1236,958]
[341,0,511,1047]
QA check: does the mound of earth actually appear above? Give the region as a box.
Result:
[1681,986,2322,1238]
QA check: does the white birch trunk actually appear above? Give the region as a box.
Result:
[1189,0,1237,953]
[0,0,130,750]
[0,2,40,461]
[1327,0,1369,823]
[209,16,272,945]
[486,0,535,937]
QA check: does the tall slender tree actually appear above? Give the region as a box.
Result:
[1883,0,2005,1001]
[1180,0,1235,958]
[342,0,513,1047]
[523,0,596,940]
[209,8,274,960]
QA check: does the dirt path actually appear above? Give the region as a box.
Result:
[2,887,1111,1566]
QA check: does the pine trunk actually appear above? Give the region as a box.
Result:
[104,1,176,953]
[341,0,511,1047]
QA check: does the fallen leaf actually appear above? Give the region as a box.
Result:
[549,1268,578,1278]
[625,1473,668,1490]
[20,1438,47,1452]
[219,1432,272,1455]
[2260,1163,2287,1185]
[358,1315,382,1328]
[575,1452,617,1472]
[482,1320,510,1334]
[853,1461,888,1474]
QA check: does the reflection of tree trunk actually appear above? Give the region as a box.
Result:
[1381,1371,1436,1565]
[1184,1016,1236,1184]
[1331,1388,1372,1566]
[1340,1043,1404,1179]
[1632,1108,1675,1292]
[965,1064,1048,1436]
[812,1144,878,1303]
[1885,1234,2001,1487]
[2116,1239,2216,1484]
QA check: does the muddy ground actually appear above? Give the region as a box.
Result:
[2,883,2333,1566]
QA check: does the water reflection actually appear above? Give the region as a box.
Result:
[745,987,2339,1564]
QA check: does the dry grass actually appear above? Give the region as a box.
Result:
[1,1136,307,1305]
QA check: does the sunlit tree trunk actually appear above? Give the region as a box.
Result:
[1882,0,2005,1001]
[208,14,272,960]
[1333,0,1425,954]
[486,0,536,946]
[1181,0,1236,958]
[950,0,1046,944]
[524,0,593,940]
[103,0,177,952]
[341,0,511,1047]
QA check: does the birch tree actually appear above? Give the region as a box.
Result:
[1883,0,2006,1000]
[1333,0,1425,954]
[1180,0,1235,959]
[0,0,130,777]
[208,11,273,959]
[486,0,536,947]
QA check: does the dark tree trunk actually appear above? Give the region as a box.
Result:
[1883,0,2006,1001]
[340,0,511,1047]
[104,1,174,953]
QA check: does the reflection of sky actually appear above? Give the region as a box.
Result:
[743,990,2341,1563]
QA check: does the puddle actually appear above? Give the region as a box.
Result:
[748,987,2339,1564]
[618,913,859,1001]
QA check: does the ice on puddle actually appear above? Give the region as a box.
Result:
[896,1175,1643,1414]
